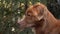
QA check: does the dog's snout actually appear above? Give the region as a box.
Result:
[18,20,27,27]
[17,20,23,25]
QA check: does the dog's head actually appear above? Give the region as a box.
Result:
[18,3,46,30]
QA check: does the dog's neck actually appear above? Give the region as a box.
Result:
[33,9,58,34]
[46,11,57,23]
[32,19,45,34]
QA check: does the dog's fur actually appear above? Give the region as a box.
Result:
[18,3,60,34]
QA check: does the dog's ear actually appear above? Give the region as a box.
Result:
[39,7,44,16]
[35,5,44,16]
[36,5,44,20]
[33,4,44,16]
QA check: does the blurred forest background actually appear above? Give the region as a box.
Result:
[0,0,60,34]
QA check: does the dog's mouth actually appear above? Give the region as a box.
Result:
[18,23,35,31]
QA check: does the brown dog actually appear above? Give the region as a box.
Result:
[18,3,60,34]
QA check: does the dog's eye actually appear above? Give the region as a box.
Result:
[26,11,32,16]
[27,14,31,16]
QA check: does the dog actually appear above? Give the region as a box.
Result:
[18,3,60,34]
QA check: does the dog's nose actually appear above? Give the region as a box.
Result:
[17,20,22,27]
[18,20,26,27]
[18,21,24,25]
